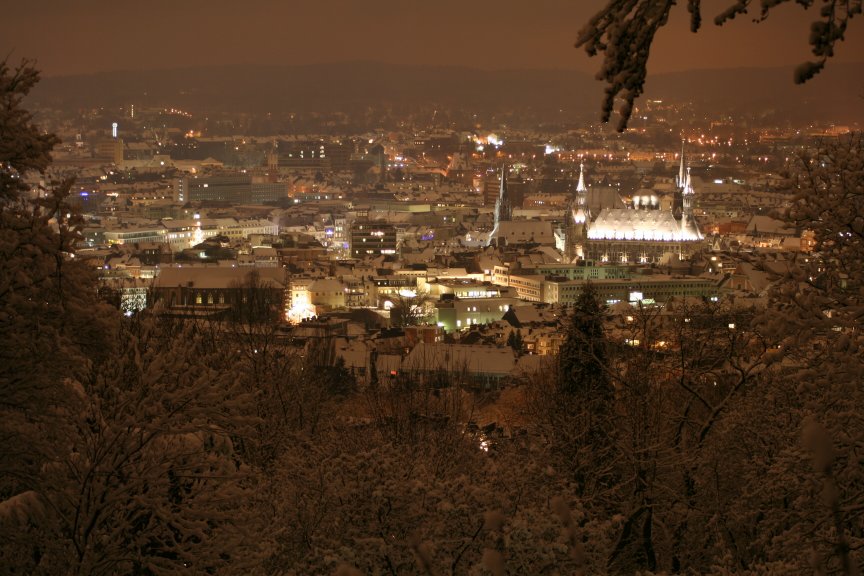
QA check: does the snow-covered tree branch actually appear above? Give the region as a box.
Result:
[577,0,862,130]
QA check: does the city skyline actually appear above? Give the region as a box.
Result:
[4,3,864,570]
[4,0,864,78]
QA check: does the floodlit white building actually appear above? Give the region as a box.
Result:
[567,146,704,264]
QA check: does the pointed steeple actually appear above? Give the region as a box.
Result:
[572,162,588,224]
[565,162,589,261]
[682,166,694,220]
[677,139,686,189]
[496,164,512,223]
[576,162,587,194]
[487,164,512,247]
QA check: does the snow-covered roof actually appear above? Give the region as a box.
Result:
[747,215,794,236]
[154,267,287,290]
[401,342,515,377]
[588,209,702,242]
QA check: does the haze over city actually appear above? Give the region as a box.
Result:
[5,0,864,76]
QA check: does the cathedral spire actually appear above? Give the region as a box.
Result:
[565,163,589,262]
[572,161,588,222]
[577,161,587,194]
[496,164,512,222]
[683,166,694,220]
[677,139,686,189]
[487,164,512,246]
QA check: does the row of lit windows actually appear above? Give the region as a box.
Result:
[462,304,510,313]
[195,293,225,305]
[456,317,486,328]
[455,290,499,298]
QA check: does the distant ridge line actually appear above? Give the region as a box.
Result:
[31,61,864,125]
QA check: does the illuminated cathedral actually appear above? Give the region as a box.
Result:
[565,146,704,264]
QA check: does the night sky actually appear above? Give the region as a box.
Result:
[3,0,863,77]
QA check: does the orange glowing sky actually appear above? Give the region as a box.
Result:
[3,0,862,77]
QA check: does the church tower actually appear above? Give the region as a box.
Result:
[673,140,686,220]
[487,164,513,246]
[495,164,513,223]
[676,140,687,189]
[565,162,589,261]
[582,143,703,265]
[674,142,696,230]
[682,166,695,227]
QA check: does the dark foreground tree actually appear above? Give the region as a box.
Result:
[577,0,861,130]
[0,58,118,519]
[0,317,261,575]
[558,283,611,399]
[747,133,864,575]
[0,59,262,574]
[553,284,620,503]
[0,59,58,200]
[788,131,864,317]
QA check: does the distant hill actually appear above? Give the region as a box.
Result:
[643,64,864,125]
[30,61,864,125]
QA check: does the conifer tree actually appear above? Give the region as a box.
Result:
[558,283,611,401]
[0,58,117,511]
[0,59,261,574]
[554,283,619,502]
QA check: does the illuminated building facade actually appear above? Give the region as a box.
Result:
[543,276,718,306]
[175,174,251,203]
[434,295,520,333]
[570,147,704,264]
[350,221,399,258]
[151,267,289,320]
